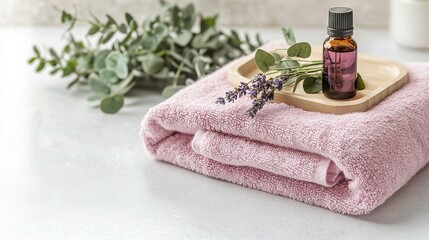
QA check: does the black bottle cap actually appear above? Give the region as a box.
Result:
[327,7,354,37]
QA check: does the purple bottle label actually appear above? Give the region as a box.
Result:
[322,49,357,98]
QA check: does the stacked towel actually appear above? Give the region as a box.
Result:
[140,43,429,215]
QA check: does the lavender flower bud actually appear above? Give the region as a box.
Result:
[215,97,225,105]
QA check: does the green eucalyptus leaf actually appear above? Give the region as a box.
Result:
[152,67,169,79]
[47,60,56,67]
[183,14,196,30]
[292,74,309,93]
[129,20,138,31]
[36,61,46,72]
[101,31,115,44]
[140,54,165,75]
[356,73,365,90]
[284,76,298,86]
[33,46,40,56]
[105,51,129,79]
[279,57,300,69]
[183,3,195,16]
[28,57,36,64]
[162,85,186,99]
[271,52,281,62]
[89,76,110,94]
[282,27,296,45]
[94,50,110,71]
[100,94,124,114]
[87,24,100,35]
[105,51,124,68]
[192,27,217,49]
[256,33,264,46]
[125,13,134,25]
[154,23,168,39]
[142,33,159,52]
[202,38,222,49]
[142,17,152,31]
[49,48,60,63]
[62,59,76,77]
[303,76,322,94]
[119,23,127,33]
[99,69,118,84]
[115,60,129,79]
[287,42,311,58]
[76,55,91,71]
[127,36,142,51]
[61,10,73,23]
[254,49,275,72]
[201,15,218,32]
[106,15,117,26]
[174,30,193,47]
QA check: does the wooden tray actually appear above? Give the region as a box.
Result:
[228,48,408,114]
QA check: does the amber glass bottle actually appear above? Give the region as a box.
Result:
[322,7,357,99]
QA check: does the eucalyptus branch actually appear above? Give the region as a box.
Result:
[29,1,263,114]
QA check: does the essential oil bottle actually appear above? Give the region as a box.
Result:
[322,7,357,99]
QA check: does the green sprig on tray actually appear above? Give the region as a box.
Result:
[28,1,262,114]
[216,27,365,117]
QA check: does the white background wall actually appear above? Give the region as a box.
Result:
[0,0,390,27]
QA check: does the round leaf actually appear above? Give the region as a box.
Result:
[89,76,110,94]
[287,42,312,58]
[142,34,159,52]
[115,60,129,79]
[162,85,186,99]
[119,23,127,33]
[105,51,121,70]
[303,77,322,94]
[154,23,168,39]
[100,95,124,114]
[105,51,129,79]
[152,67,169,79]
[356,73,366,90]
[191,27,217,49]
[174,30,193,47]
[140,54,165,75]
[254,49,275,72]
[99,69,118,84]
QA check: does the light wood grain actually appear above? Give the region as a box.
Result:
[228,48,408,114]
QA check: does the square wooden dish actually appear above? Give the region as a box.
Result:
[228,48,408,114]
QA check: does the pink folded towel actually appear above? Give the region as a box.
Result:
[191,130,343,187]
[140,43,429,215]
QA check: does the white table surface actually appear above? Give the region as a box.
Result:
[1,26,429,240]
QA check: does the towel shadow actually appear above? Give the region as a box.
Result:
[354,164,429,224]
[143,157,429,225]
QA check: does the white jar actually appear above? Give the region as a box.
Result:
[390,0,429,48]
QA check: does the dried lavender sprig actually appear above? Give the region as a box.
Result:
[215,73,286,117]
